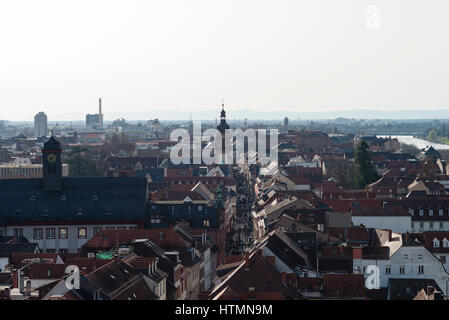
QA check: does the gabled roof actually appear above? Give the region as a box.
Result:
[85,259,151,299]
[208,249,298,300]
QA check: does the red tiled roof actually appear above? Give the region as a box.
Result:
[10,253,60,267]
[83,228,190,250]
[27,263,67,279]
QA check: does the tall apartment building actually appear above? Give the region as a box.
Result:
[34,112,48,137]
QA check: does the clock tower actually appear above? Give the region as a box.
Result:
[42,136,63,190]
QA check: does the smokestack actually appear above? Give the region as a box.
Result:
[99,98,103,129]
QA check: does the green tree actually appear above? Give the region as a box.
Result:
[427,130,438,142]
[65,146,104,177]
[353,140,380,189]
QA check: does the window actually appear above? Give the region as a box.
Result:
[418,265,424,274]
[59,228,68,239]
[59,249,68,254]
[362,266,367,274]
[105,227,115,230]
[46,228,56,239]
[78,228,87,239]
[430,222,434,230]
[429,209,433,216]
[434,238,440,248]
[159,232,164,240]
[93,227,102,235]
[417,254,423,259]
[151,215,162,224]
[43,210,48,217]
[403,254,408,259]
[443,239,449,248]
[439,209,444,216]
[385,266,391,275]
[13,228,23,237]
[198,206,203,212]
[61,195,67,201]
[203,220,210,227]
[409,208,414,216]
[441,256,447,264]
[46,249,56,253]
[440,222,444,230]
[33,228,43,240]
[420,222,424,229]
[419,209,424,216]
[400,266,405,274]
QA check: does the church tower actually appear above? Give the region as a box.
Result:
[42,136,63,190]
[216,101,230,134]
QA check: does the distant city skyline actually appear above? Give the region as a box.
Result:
[1,0,448,121]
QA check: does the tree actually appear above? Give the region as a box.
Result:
[427,130,438,142]
[328,162,355,189]
[65,146,104,177]
[353,140,380,189]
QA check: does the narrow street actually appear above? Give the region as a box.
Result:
[226,165,256,256]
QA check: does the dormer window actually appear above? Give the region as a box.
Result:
[434,238,440,248]
[93,195,98,201]
[409,208,414,216]
[429,208,433,216]
[443,238,449,248]
[61,195,67,201]
[43,210,48,217]
[105,209,111,216]
[419,208,424,216]
[439,208,444,216]
[76,209,83,216]
[30,195,36,202]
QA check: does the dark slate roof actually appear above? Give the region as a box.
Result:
[0,243,39,257]
[43,137,62,151]
[146,201,219,229]
[388,278,444,300]
[0,177,147,224]
[135,168,164,182]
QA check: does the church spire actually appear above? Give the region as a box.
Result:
[217,99,229,134]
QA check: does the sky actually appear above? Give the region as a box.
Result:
[0,0,448,121]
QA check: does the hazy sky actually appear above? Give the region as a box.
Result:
[0,0,448,120]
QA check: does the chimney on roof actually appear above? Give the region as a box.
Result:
[12,269,18,289]
[281,272,287,285]
[353,247,363,260]
[244,252,250,268]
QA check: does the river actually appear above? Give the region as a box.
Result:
[377,135,449,150]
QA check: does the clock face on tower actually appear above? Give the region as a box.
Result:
[47,153,57,164]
